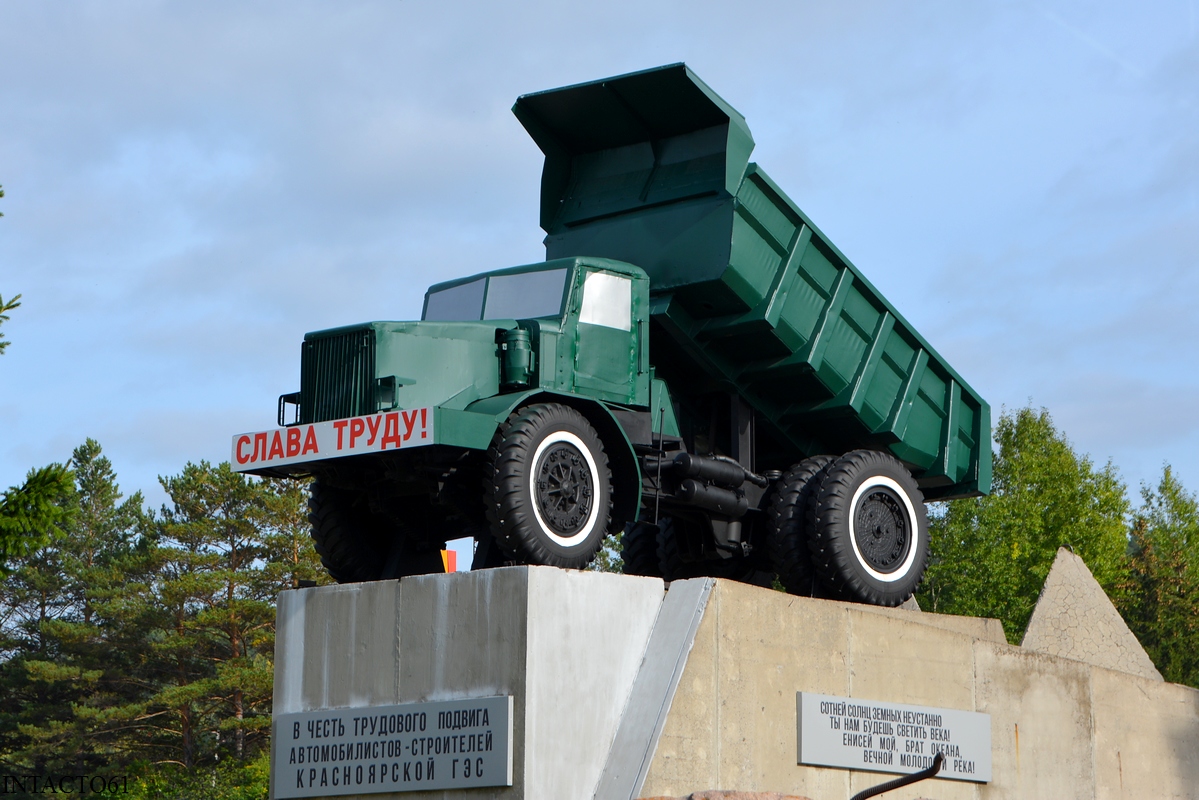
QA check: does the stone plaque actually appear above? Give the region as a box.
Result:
[797,692,990,783]
[274,696,513,798]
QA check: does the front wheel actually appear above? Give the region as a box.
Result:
[808,450,929,606]
[308,480,387,583]
[309,481,448,583]
[484,403,614,568]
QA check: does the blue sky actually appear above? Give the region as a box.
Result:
[2,0,1197,544]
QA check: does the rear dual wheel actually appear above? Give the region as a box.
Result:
[769,450,928,606]
[767,456,834,596]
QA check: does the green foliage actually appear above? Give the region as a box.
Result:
[256,477,325,590]
[1119,466,1199,687]
[0,461,75,566]
[125,750,270,800]
[0,443,325,800]
[128,462,323,769]
[588,531,623,573]
[0,292,20,355]
[0,442,148,776]
[917,406,1130,643]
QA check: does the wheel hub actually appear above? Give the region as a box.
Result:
[534,442,594,537]
[853,486,909,573]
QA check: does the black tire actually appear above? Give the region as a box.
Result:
[808,450,929,606]
[309,480,449,582]
[767,455,834,595]
[655,517,702,582]
[621,521,663,577]
[484,403,613,568]
[656,516,760,583]
[308,480,386,583]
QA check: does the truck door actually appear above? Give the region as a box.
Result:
[571,269,641,404]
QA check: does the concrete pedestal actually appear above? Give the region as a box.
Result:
[272,568,1199,800]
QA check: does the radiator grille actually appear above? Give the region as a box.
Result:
[300,327,376,423]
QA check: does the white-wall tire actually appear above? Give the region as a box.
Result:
[808,450,929,606]
[484,403,613,568]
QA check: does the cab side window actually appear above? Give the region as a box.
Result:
[579,271,632,331]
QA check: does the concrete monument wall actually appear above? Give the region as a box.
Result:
[640,579,1199,800]
[272,566,1199,800]
[271,568,666,800]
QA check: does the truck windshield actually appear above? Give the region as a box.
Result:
[423,278,485,321]
[424,269,568,321]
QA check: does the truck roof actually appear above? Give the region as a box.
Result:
[424,256,646,296]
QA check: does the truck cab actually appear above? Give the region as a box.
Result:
[422,258,652,408]
[236,257,665,581]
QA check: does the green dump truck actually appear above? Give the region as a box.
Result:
[232,64,990,606]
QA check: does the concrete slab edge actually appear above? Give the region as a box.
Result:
[593,578,717,800]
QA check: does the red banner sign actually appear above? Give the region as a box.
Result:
[231,408,433,472]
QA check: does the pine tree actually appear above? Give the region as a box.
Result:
[588,531,623,573]
[0,442,151,775]
[0,292,20,356]
[0,448,323,797]
[0,461,73,566]
[47,441,151,768]
[0,461,75,772]
[0,525,73,773]
[144,462,314,768]
[1120,466,1199,687]
[257,476,328,591]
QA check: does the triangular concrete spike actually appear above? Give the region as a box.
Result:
[1021,547,1162,681]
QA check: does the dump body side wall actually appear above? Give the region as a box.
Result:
[648,165,990,499]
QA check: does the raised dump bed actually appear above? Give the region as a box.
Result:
[514,64,989,499]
